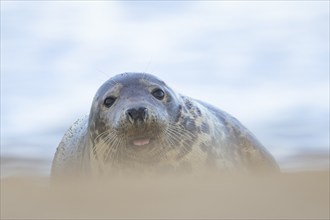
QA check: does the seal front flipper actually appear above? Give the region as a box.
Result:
[51,115,88,181]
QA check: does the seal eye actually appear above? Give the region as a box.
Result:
[104,97,116,108]
[152,89,165,100]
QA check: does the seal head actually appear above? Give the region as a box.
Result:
[86,73,192,172]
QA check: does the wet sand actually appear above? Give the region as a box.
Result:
[1,171,329,219]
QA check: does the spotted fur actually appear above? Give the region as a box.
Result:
[51,73,279,180]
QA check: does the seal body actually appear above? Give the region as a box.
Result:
[51,73,279,179]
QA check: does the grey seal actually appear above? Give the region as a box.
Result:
[51,73,279,179]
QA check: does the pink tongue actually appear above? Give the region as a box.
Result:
[133,138,150,146]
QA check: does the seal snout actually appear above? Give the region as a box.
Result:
[126,107,148,124]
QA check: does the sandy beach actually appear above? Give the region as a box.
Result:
[1,171,329,219]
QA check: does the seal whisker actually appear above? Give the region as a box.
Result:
[103,138,117,163]
[111,135,123,165]
[166,125,196,144]
[168,123,198,138]
[109,136,120,164]
[94,129,114,142]
[94,131,116,155]
[94,131,119,164]
[103,133,124,165]
[165,127,196,157]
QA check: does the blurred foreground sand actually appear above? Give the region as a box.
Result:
[1,171,329,219]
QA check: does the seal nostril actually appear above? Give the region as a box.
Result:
[126,107,148,123]
[126,108,137,123]
[140,107,148,120]
[143,108,148,120]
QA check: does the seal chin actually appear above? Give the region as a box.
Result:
[133,138,150,146]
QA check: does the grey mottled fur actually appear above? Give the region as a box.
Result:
[51,73,279,180]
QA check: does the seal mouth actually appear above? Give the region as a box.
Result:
[132,138,150,146]
[127,135,154,148]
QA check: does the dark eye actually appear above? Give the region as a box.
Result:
[104,97,116,108]
[152,88,165,100]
